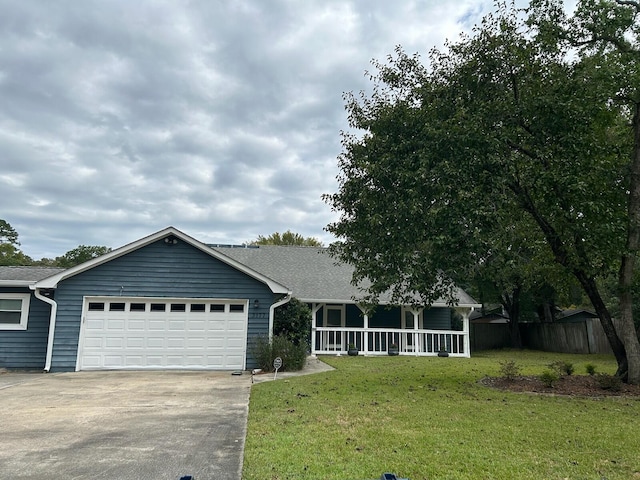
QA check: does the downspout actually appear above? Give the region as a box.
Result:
[269,293,292,340]
[33,288,58,372]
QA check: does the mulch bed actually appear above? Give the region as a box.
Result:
[481,374,640,398]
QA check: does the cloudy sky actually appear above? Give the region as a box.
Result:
[3,0,534,259]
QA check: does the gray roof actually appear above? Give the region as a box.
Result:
[0,266,66,285]
[211,245,479,306]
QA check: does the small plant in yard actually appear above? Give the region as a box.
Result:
[539,369,560,388]
[251,334,307,372]
[585,363,596,375]
[595,373,622,392]
[549,360,574,376]
[498,359,521,381]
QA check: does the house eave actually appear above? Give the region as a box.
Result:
[297,297,481,309]
[33,226,290,294]
[0,280,35,287]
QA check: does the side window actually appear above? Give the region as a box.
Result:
[0,294,31,330]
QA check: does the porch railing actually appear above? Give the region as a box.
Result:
[312,327,469,357]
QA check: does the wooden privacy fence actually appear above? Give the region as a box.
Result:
[470,318,613,354]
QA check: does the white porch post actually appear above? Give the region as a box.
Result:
[456,307,472,358]
[357,304,369,354]
[311,303,321,356]
[413,310,420,355]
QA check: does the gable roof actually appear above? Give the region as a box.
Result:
[210,244,480,307]
[0,266,66,286]
[32,227,289,294]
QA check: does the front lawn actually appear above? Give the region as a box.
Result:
[243,350,640,480]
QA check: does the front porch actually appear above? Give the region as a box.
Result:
[309,302,473,357]
[313,326,469,356]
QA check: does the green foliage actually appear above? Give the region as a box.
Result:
[595,373,623,391]
[539,369,560,388]
[0,220,19,245]
[585,363,597,375]
[55,245,111,268]
[251,335,307,372]
[499,360,521,381]
[273,297,312,349]
[0,220,32,266]
[549,360,575,376]
[324,0,640,381]
[250,230,322,247]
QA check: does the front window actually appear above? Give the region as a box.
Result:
[325,305,345,327]
[0,294,31,330]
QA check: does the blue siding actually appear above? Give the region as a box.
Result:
[0,287,51,369]
[51,240,274,371]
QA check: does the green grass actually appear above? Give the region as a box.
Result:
[243,350,640,480]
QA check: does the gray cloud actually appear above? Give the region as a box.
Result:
[0,0,521,258]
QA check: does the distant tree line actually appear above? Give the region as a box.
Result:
[0,219,111,268]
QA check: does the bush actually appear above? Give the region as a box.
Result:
[585,363,596,376]
[274,297,312,349]
[595,373,622,392]
[539,370,560,388]
[549,360,574,376]
[251,334,308,372]
[498,360,521,381]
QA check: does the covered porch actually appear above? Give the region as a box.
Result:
[310,302,476,357]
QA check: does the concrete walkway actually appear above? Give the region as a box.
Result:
[250,355,334,384]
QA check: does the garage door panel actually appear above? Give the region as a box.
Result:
[79,298,248,370]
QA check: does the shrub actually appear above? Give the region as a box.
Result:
[539,369,560,388]
[498,360,521,381]
[585,363,596,376]
[251,334,307,372]
[549,360,574,376]
[273,297,312,349]
[595,373,622,392]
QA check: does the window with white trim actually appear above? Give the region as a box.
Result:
[0,293,31,330]
[325,304,345,327]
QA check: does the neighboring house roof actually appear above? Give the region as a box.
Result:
[31,227,289,294]
[557,309,598,321]
[211,244,480,307]
[0,266,65,286]
[469,310,510,324]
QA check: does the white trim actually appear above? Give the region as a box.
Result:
[0,293,31,331]
[33,226,289,294]
[269,293,292,341]
[297,297,481,309]
[34,289,58,372]
[0,280,35,287]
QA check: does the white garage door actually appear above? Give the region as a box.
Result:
[77,297,248,370]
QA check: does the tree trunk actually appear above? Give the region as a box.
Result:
[511,183,630,378]
[502,287,523,348]
[575,272,629,380]
[617,101,640,384]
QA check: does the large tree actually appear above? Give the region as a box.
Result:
[0,220,32,266]
[250,230,323,247]
[54,245,112,268]
[325,1,640,382]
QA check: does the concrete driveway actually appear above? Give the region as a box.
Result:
[0,370,251,480]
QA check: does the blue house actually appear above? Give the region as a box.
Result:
[0,227,479,372]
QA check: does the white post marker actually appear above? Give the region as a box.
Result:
[273,356,283,379]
